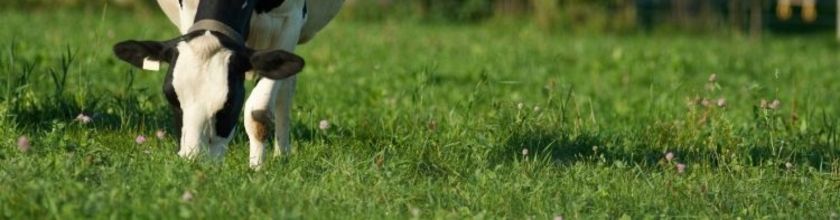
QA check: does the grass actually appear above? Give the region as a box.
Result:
[1,8,840,219]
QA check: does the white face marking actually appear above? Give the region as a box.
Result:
[172,31,234,158]
[241,1,248,9]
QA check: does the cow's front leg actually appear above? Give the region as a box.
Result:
[177,114,204,159]
[177,144,200,160]
[244,79,280,169]
[273,75,297,157]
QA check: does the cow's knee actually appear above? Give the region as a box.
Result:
[245,109,274,169]
[246,109,273,140]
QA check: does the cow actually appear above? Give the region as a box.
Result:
[112,0,343,169]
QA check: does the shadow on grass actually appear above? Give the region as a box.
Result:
[6,98,170,134]
[492,129,660,167]
[493,126,840,170]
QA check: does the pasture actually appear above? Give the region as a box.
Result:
[1,8,840,218]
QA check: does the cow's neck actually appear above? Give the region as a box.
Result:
[192,0,257,41]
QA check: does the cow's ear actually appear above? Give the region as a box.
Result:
[248,49,305,80]
[113,40,177,71]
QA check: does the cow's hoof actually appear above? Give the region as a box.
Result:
[249,162,263,171]
[178,149,198,160]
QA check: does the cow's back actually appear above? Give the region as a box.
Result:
[155,0,342,49]
[298,0,343,44]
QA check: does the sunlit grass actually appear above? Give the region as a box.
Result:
[1,9,839,218]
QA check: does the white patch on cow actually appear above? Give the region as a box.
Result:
[241,1,248,9]
[156,0,182,28]
[172,31,234,159]
[177,0,200,33]
[142,58,161,71]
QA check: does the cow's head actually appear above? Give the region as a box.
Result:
[112,24,303,159]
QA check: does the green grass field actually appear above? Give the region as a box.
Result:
[1,8,840,219]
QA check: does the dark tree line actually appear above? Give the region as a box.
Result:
[7,0,833,36]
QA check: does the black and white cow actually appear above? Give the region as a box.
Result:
[113,0,342,168]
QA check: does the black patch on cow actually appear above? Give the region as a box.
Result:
[162,50,183,141]
[254,0,305,17]
[255,0,285,14]
[249,50,305,79]
[194,0,256,40]
[212,54,248,138]
[250,110,273,125]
